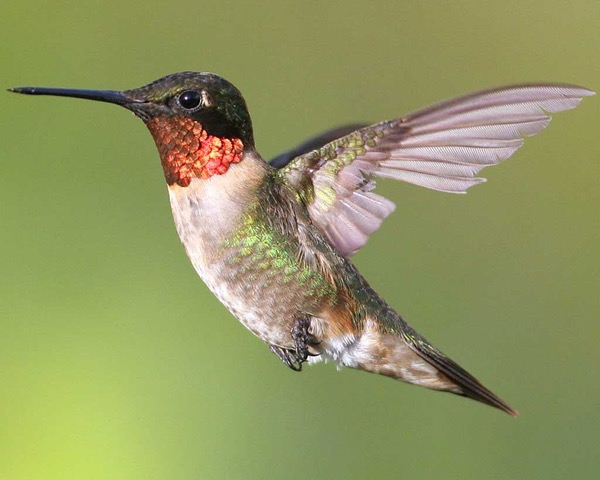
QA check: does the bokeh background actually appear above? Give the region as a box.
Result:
[1,1,598,479]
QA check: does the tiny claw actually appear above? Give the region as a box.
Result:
[268,344,303,371]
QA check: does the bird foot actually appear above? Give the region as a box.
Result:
[268,317,320,372]
[268,344,304,371]
[291,317,320,365]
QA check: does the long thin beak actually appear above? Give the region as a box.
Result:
[8,86,140,107]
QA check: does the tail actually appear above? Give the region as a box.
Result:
[401,327,518,416]
[338,318,517,416]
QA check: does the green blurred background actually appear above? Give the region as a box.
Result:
[1,1,598,479]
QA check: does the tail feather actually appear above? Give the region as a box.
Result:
[401,329,518,416]
[330,314,517,416]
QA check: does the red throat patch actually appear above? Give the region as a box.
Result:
[146,116,244,187]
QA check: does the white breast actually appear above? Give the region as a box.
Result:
[165,156,300,345]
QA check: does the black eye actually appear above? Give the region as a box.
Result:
[178,90,202,110]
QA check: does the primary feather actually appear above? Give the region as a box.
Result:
[279,84,595,256]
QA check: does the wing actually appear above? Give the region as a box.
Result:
[278,84,594,256]
[269,123,368,168]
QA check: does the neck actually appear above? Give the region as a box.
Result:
[167,151,270,241]
[146,115,245,187]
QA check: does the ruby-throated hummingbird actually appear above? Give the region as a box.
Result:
[10,73,594,415]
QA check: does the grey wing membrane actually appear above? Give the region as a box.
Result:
[278,84,594,256]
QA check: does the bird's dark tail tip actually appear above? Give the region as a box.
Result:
[453,374,518,417]
[402,331,518,416]
[427,352,517,416]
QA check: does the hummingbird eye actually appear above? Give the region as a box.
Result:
[177,90,202,110]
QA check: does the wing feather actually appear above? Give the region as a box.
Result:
[278,84,594,255]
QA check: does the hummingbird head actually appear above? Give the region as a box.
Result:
[124,72,254,146]
[10,72,255,186]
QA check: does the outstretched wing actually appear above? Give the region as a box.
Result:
[278,84,594,256]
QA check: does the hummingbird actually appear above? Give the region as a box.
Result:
[10,72,594,416]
